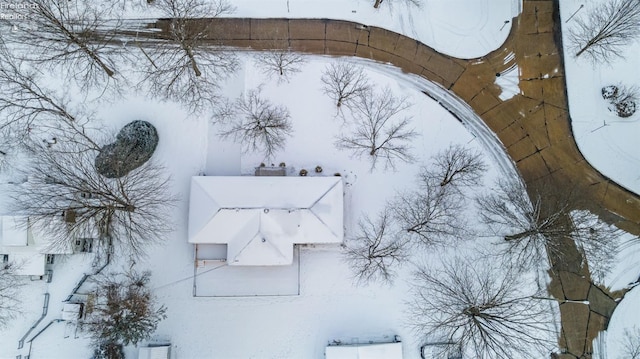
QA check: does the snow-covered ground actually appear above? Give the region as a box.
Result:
[559,0,640,357]
[127,0,521,59]
[560,0,640,196]
[0,53,529,359]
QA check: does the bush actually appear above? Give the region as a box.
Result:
[602,84,638,118]
[92,341,124,359]
[601,85,619,100]
[615,99,637,118]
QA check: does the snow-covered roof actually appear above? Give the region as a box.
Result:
[61,303,82,321]
[325,342,403,359]
[0,215,72,257]
[1,216,28,246]
[9,252,46,276]
[188,176,343,266]
[138,346,170,359]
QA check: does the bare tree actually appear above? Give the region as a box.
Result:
[475,179,621,270]
[408,256,555,359]
[215,88,293,158]
[570,0,640,63]
[0,45,95,147]
[0,263,24,328]
[84,270,167,348]
[255,44,306,83]
[138,0,239,113]
[335,88,417,170]
[389,180,465,248]
[11,137,177,257]
[4,0,127,91]
[343,209,409,285]
[373,0,422,9]
[420,144,487,190]
[621,327,640,359]
[320,62,370,109]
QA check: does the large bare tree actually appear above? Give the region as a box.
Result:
[215,88,293,158]
[389,179,465,248]
[420,144,487,190]
[138,0,239,112]
[11,138,176,257]
[4,0,126,91]
[0,263,24,328]
[408,256,555,359]
[343,209,409,285]
[475,179,621,270]
[335,88,417,170]
[0,44,95,148]
[570,0,640,63]
[320,62,370,109]
[255,43,306,84]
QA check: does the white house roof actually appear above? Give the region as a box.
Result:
[10,252,46,276]
[188,176,343,266]
[1,216,28,246]
[325,342,403,359]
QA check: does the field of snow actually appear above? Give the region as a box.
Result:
[0,52,538,359]
[560,0,640,196]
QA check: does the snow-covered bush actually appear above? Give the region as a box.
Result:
[601,85,619,101]
[602,84,638,118]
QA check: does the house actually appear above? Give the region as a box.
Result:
[0,215,72,276]
[188,176,343,266]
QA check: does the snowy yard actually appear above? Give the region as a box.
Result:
[1,0,533,356]
[2,0,639,358]
[560,0,640,196]
[559,0,640,357]
[0,54,519,358]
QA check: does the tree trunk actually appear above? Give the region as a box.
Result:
[185,45,202,77]
[504,229,537,242]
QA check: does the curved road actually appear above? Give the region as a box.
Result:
[140,1,638,357]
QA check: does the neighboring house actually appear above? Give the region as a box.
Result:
[0,215,72,277]
[188,176,344,266]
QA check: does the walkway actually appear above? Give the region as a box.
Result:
[140,1,638,357]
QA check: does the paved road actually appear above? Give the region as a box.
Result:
[139,1,637,357]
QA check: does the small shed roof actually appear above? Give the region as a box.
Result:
[138,346,170,359]
[188,176,343,266]
[61,303,82,321]
[325,342,403,359]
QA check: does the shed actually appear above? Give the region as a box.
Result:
[138,345,170,359]
[188,176,343,266]
[61,303,83,321]
[325,342,403,359]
